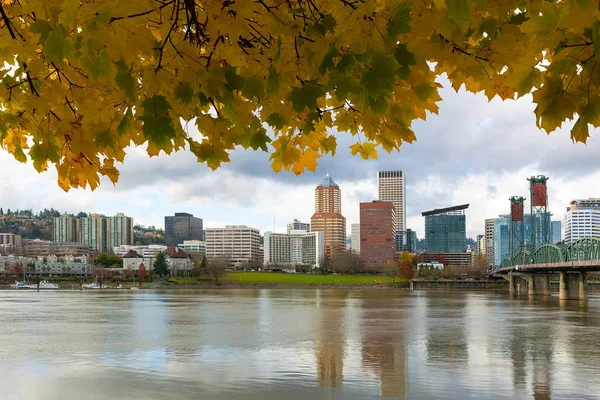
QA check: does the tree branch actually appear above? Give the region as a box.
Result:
[0,4,16,40]
[109,0,175,23]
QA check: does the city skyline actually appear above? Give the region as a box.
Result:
[1,81,600,239]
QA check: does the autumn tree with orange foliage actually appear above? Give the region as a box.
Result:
[0,0,597,190]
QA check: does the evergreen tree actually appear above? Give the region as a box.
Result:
[153,252,169,277]
[201,255,207,270]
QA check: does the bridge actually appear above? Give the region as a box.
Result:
[493,238,600,300]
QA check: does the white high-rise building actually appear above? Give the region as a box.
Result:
[287,219,310,233]
[564,199,600,243]
[263,230,324,270]
[350,223,360,254]
[378,170,405,232]
[205,225,261,267]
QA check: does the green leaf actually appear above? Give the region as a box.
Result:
[509,13,529,26]
[517,68,542,96]
[387,2,412,39]
[287,81,326,113]
[266,113,287,129]
[241,123,271,151]
[368,94,388,113]
[188,139,230,170]
[361,54,399,97]
[115,60,136,101]
[318,44,339,75]
[394,43,416,80]
[175,82,194,104]
[29,141,60,172]
[593,21,600,62]
[333,75,358,101]
[43,27,75,63]
[80,41,113,81]
[321,14,337,33]
[242,77,265,99]
[414,82,436,101]
[571,117,589,143]
[447,0,470,24]
[95,129,115,149]
[336,54,355,73]
[117,108,133,135]
[29,20,53,42]
[138,96,176,147]
[267,67,280,92]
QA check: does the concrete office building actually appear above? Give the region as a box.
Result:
[564,199,600,243]
[176,240,206,260]
[287,219,310,233]
[477,234,485,254]
[263,230,324,270]
[205,225,261,268]
[378,170,406,232]
[350,223,360,254]
[0,233,21,249]
[485,218,495,267]
[311,174,347,259]
[360,201,396,265]
[164,213,204,246]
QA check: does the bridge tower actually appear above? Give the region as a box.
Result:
[528,175,551,248]
[509,196,525,261]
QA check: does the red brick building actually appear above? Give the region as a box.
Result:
[360,201,396,265]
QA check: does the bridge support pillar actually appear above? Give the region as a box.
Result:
[509,275,518,294]
[559,272,587,300]
[524,274,551,296]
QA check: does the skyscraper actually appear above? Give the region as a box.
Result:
[164,213,204,246]
[79,213,108,252]
[485,218,495,267]
[360,201,396,265]
[422,204,468,253]
[378,170,405,232]
[311,173,347,259]
[287,219,310,233]
[551,221,562,244]
[53,214,78,243]
[350,223,360,254]
[564,198,600,243]
[107,213,134,249]
[477,234,485,254]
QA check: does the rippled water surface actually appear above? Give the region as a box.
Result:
[1,289,600,399]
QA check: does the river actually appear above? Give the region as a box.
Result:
[0,289,599,399]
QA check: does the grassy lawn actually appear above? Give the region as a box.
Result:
[221,271,398,285]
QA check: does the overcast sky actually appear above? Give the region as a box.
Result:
[1,78,599,240]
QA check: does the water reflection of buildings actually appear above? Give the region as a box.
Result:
[316,292,345,388]
[425,295,468,364]
[361,295,407,397]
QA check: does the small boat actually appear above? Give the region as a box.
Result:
[14,281,35,289]
[130,286,139,290]
[82,282,101,289]
[39,280,59,289]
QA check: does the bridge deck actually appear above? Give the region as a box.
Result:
[494,260,600,275]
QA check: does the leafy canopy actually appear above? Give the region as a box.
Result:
[0,0,598,190]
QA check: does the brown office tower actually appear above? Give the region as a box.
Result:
[311,173,347,260]
[360,201,396,265]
